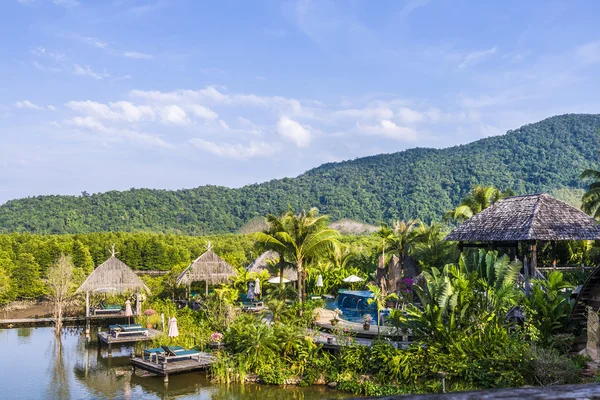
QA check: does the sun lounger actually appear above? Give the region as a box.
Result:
[143,346,185,362]
[93,301,123,315]
[158,346,202,362]
[241,301,265,312]
[108,324,148,338]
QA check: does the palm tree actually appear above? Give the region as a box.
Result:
[377,219,424,292]
[581,168,600,219]
[445,185,514,222]
[367,283,386,336]
[254,207,340,306]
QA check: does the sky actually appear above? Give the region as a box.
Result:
[1,0,600,204]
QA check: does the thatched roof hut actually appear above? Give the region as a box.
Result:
[444,193,600,242]
[76,255,149,294]
[246,251,298,281]
[176,249,237,286]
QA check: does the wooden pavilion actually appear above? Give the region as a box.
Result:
[246,250,298,282]
[444,193,600,276]
[176,247,237,295]
[76,251,150,318]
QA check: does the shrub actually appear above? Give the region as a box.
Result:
[523,346,582,386]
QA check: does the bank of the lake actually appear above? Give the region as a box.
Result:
[0,327,350,400]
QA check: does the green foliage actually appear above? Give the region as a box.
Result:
[524,271,575,346]
[445,185,514,222]
[2,114,599,234]
[523,346,582,386]
[11,253,44,299]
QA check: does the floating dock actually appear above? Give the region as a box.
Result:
[97,329,162,349]
[131,352,216,382]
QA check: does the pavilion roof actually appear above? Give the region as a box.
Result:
[444,193,600,242]
[76,255,150,294]
[246,250,298,281]
[176,249,237,285]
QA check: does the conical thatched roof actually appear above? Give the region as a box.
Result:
[176,249,237,285]
[246,251,298,281]
[76,256,150,294]
[445,193,600,242]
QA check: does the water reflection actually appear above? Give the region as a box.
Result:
[0,327,349,400]
[49,337,70,400]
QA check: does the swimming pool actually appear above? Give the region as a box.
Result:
[324,289,389,324]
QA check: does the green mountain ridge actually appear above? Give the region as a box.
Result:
[1,113,599,235]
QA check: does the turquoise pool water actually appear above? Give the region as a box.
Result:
[325,289,388,324]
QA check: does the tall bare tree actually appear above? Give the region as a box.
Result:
[47,254,74,335]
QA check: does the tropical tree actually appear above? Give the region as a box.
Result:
[253,208,340,306]
[411,223,459,269]
[581,167,600,219]
[367,283,386,336]
[445,185,514,222]
[46,254,74,335]
[377,219,424,292]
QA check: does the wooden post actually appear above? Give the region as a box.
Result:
[136,291,141,316]
[205,281,208,296]
[524,256,530,297]
[530,241,537,278]
[85,291,90,318]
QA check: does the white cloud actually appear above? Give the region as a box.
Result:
[31,47,65,62]
[397,107,425,124]
[15,100,43,110]
[190,138,277,159]
[124,51,154,60]
[32,61,62,72]
[219,120,230,130]
[159,105,188,125]
[458,47,497,69]
[277,116,312,147]
[64,116,170,148]
[110,101,155,122]
[73,64,109,80]
[67,34,153,60]
[47,105,57,111]
[188,104,218,120]
[357,120,417,141]
[66,100,155,122]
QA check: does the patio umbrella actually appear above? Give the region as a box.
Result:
[254,278,261,297]
[168,316,179,338]
[124,299,133,326]
[267,276,290,284]
[343,275,364,283]
[316,275,323,287]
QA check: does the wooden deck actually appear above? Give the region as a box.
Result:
[131,352,216,382]
[314,308,405,339]
[0,314,137,328]
[97,329,162,348]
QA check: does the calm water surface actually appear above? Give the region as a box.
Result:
[0,327,350,400]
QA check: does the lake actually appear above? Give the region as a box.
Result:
[0,327,351,400]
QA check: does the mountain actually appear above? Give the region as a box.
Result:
[1,114,599,235]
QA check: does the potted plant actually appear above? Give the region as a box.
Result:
[143,309,156,329]
[210,332,224,348]
[362,314,373,330]
[330,308,342,326]
[385,293,399,309]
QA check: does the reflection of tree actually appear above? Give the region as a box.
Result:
[49,337,70,400]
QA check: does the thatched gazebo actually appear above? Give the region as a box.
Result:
[176,247,237,295]
[246,251,298,282]
[76,252,150,318]
[444,193,600,275]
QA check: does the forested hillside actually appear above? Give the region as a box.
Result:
[1,113,599,234]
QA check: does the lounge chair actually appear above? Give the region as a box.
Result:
[143,346,185,362]
[159,346,201,362]
[241,301,265,312]
[109,324,148,338]
[93,301,123,315]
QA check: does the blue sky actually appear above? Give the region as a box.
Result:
[1,0,600,204]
